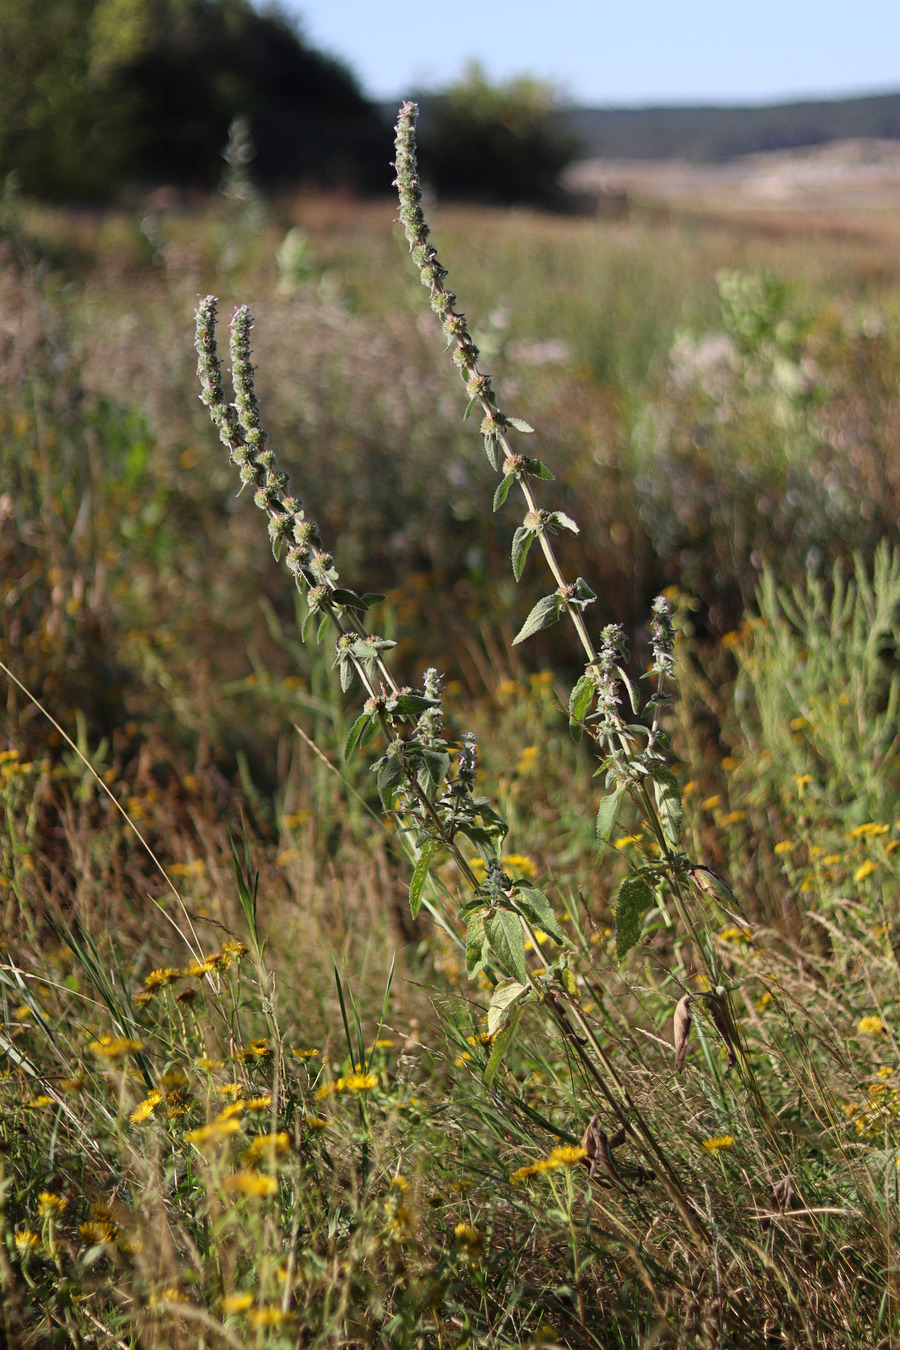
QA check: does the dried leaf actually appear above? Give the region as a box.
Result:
[579,1114,633,1193]
[673,994,692,1074]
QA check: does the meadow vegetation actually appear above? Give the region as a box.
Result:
[1,104,900,1348]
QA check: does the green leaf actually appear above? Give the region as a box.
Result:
[568,673,595,742]
[515,887,565,944]
[300,606,316,643]
[463,394,479,420]
[376,752,406,810]
[408,842,436,920]
[507,417,534,434]
[493,474,516,512]
[485,910,528,983]
[487,980,528,1037]
[466,910,488,977]
[528,460,554,480]
[316,613,332,645]
[511,525,536,581]
[512,594,562,646]
[344,711,375,760]
[596,787,623,859]
[651,766,683,848]
[338,655,354,692]
[484,1007,523,1086]
[615,875,656,961]
[330,588,364,609]
[482,432,500,471]
[551,510,579,534]
[393,693,439,715]
[419,748,450,797]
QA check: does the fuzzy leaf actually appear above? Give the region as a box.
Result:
[528,460,554,480]
[507,417,534,433]
[344,712,375,761]
[376,752,406,810]
[483,1008,523,1086]
[568,673,595,743]
[419,748,450,798]
[615,875,656,961]
[463,395,479,421]
[393,693,439,715]
[330,588,364,609]
[482,432,500,471]
[338,656,354,692]
[493,474,516,512]
[408,842,436,920]
[512,594,562,646]
[551,510,579,534]
[487,981,529,1037]
[466,909,488,977]
[595,788,623,859]
[511,525,536,581]
[651,766,683,848]
[485,910,528,983]
[515,887,565,944]
[300,607,316,643]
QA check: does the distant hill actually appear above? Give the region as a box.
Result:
[561,91,900,163]
[383,91,900,166]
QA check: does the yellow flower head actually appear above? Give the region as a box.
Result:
[221,1292,254,1315]
[243,1132,290,1165]
[700,1135,735,1153]
[15,1229,40,1252]
[130,1090,163,1123]
[859,1016,886,1036]
[224,1169,278,1197]
[547,1145,588,1166]
[37,1192,68,1217]
[90,1035,144,1059]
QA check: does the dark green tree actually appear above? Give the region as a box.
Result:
[0,0,389,200]
[419,62,580,208]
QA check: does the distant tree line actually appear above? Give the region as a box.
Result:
[0,0,391,201]
[559,92,900,163]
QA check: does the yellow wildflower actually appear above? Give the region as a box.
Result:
[547,1145,587,1166]
[854,860,877,882]
[221,1293,254,1314]
[719,810,747,826]
[143,968,182,993]
[248,1307,291,1328]
[130,1090,163,1123]
[859,1016,886,1036]
[292,1047,319,1060]
[701,1135,735,1153]
[773,841,794,855]
[701,795,721,811]
[15,1230,40,1252]
[224,1169,278,1197]
[185,1119,240,1145]
[37,1192,68,1217]
[79,1221,117,1245]
[848,823,889,838]
[89,1035,144,1059]
[242,1132,290,1164]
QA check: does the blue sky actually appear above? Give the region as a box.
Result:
[280,0,900,106]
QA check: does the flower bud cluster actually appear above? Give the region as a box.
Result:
[416,667,444,746]
[649,596,676,680]
[394,103,498,441]
[593,624,628,728]
[195,297,335,600]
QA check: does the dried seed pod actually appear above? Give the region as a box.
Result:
[673,994,693,1074]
